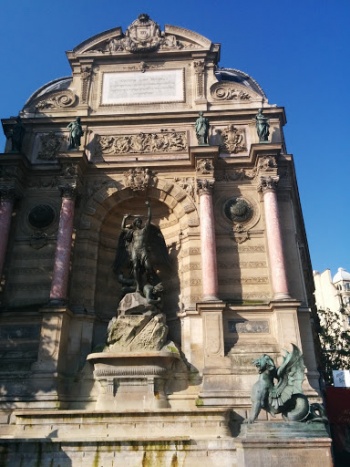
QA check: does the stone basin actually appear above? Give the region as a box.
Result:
[87,351,180,410]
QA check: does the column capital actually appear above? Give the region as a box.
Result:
[58,160,83,200]
[197,178,214,196]
[258,175,280,193]
[0,185,21,201]
[59,182,78,200]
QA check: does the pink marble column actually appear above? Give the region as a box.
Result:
[260,176,290,300]
[49,186,76,303]
[0,193,15,278]
[198,180,219,301]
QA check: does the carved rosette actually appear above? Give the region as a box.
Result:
[123,168,156,191]
[210,82,252,101]
[258,175,280,193]
[95,131,187,156]
[35,90,77,111]
[38,132,62,160]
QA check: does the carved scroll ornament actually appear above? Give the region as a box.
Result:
[35,90,77,110]
[211,82,252,101]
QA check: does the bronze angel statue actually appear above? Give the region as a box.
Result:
[113,201,171,299]
[247,344,327,423]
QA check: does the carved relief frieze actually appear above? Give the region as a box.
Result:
[27,177,58,190]
[34,90,77,111]
[216,168,256,181]
[210,82,252,101]
[37,132,62,160]
[95,130,187,156]
[123,167,156,191]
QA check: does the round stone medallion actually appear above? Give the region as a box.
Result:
[28,204,55,229]
[224,197,252,223]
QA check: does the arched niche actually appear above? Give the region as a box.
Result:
[70,181,200,347]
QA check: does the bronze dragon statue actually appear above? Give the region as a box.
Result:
[247,344,327,423]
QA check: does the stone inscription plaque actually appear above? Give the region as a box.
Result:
[228,320,269,333]
[102,70,184,105]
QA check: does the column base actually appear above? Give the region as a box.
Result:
[273,292,291,300]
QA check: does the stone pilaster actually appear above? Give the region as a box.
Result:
[259,175,290,300]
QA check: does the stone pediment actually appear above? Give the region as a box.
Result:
[71,14,213,56]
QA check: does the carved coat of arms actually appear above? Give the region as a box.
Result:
[125,14,161,52]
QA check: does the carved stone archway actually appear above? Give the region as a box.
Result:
[69,179,200,344]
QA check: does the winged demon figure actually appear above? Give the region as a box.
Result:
[247,344,326,423]
[113,201,171,299]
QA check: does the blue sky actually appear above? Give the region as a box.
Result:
[1,1,349,278]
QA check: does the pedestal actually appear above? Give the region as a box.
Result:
[236,421,332,467]
[87,351,180,410]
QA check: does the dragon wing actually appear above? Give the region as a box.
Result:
[147,224,172,271]
[269,344,306,411]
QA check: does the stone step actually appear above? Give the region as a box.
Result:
[8,408,232,439]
